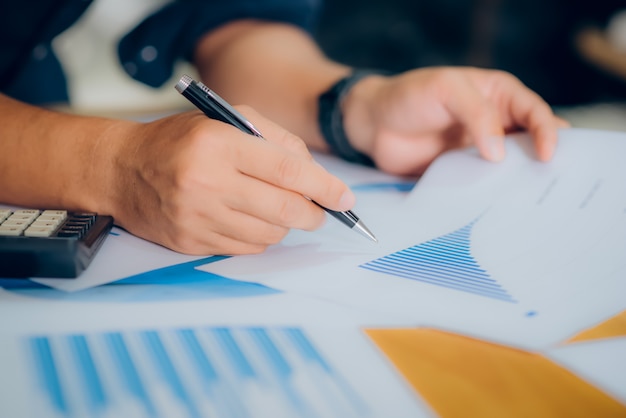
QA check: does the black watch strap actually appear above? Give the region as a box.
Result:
[318,70,384,167]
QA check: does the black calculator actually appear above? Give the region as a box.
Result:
[0,209,114,278]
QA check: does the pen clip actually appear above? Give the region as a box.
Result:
[195,81,264,138]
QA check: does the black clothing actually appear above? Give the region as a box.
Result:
[0,0,320,104]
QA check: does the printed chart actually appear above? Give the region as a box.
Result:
[360,219,515,303]
[26,326,368,418]
[0,256,279,303]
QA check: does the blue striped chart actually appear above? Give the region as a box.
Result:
[0,256,280,303]
[26,327,367,418]
[360,220,515,302]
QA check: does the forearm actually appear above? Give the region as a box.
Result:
[0,94,131,213]
[193,20,351,151]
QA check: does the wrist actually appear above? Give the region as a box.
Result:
[341,72,388,159]
[83,119,140,220]
[318,70,387,166]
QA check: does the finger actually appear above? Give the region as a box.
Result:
[170,228,273,256]
[163,204,290,255]
[205,206,292,246]
[438,71,506,162]
[204,234,269,255]
[509,91,560,161]
[235,139,356,212]
[556,116,571,128]
[492,72,564,161]
[531,118,560,162]
[225,172,327,231]
[231,106,344,201]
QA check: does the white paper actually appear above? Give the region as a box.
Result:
[0,324,431,418]
[200,128,626,349]
[34,226,206,291]
[2,128,624,416]
[0,264,425,418]
[546,338,626,404]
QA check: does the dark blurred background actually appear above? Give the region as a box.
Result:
[313,0,626,108]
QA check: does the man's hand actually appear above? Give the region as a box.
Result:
[111,107,355,255]
[342,67,570,176]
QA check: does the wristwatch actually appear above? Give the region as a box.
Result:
[318,70,386,167]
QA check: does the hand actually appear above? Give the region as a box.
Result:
[109,108,355,255]
[342,67,570,176]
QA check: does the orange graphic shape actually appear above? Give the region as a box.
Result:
[366,328,626,417]
[567,310,626,344]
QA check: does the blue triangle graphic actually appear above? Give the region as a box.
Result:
[361,220,516,302]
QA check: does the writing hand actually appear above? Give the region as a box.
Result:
[110,107,355,255]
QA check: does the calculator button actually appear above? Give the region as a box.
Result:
[0,226,24,236]
[0,210,11,222]
[65,220,90,226]
[24,226,55,237]
[73,212,96,217]
[2,219,30,229]
[72,213,97,221]
[10,211,39,223]
[72,213,96,226]
[37,215,65,223]
[6,214,35,223]
[41,210,67,218]
[64,221,89,232]
[56,229,82,238]
[14,209,40,217]
[57,225,84,238]
[31,220,61,229]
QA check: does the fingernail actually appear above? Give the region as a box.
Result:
[339,189,356,209]
[487,136,505,161]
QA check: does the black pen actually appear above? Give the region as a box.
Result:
[175,74,377,242]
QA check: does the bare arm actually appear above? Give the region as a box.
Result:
[0,18,565,254]
[0,94,130,213]
[193,21,567,176]
[193,20,349,152]
[0,93,354,255]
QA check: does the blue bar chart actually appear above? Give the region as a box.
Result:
[360,220,515,302]
[26,326,367,418]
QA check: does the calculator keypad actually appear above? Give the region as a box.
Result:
[0,208,114,278]
[0,209,96,238]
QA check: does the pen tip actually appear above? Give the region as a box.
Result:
[353,221,378,243]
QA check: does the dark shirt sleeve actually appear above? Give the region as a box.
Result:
[0,0,93,104]
[118,0,322,88]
